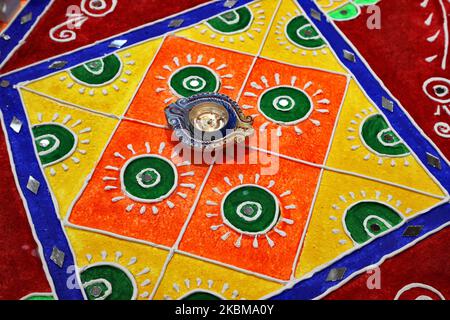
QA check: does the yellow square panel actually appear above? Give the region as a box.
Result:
[66,227,169,300]
[20,89,118,218]
[175,0,279,56]
[261,0,347,73]
[154,253,283,300]
[24,38,163,117]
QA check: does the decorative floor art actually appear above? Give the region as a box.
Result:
[0,0,448,300]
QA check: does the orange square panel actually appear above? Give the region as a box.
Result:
[125,35,254,126]
[68,120,210,247]
[238,58,348,165]
[179,151,321,280]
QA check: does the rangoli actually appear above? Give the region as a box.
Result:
[0,0,448,301]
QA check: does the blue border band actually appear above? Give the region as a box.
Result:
[1,89,84,300]
[271,202,450,300]
[0,1,53,68]
[0,0,254,299]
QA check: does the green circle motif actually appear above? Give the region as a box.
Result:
[70,54,122,86]
[221,185,279,234]
[258,86,313,125]
[206,7,253,34]
[360,114,410,157]
[121,155,177,203]
[182,291,223,300]
[344,201,403,244]
[285,16,325,49]
[354,0,380,5]
[80,264,136,300]
[23,294,55,300]
[329,3,361,21]
[32,123,77,166]
[169,66,220,97]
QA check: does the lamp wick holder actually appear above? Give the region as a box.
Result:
[165,92,254,150]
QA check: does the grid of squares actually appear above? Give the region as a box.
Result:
[61,0,343,286]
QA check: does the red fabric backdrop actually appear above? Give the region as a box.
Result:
[0,123,51,299]
[326,227,449,300]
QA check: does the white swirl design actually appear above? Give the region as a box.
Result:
[434,121,450,138]
[81,0,118,18]
[423,77,450,104]
[49,16,88,43]
[50,0,118,43]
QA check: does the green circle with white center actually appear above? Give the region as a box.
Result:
[258,86,313,125]
[69,54,122,87]
[32,123,77,167]
[285,16,325,49]
[361,114,410,157]
[80,263,137,300]
[169,65,220,98]
[120,155,178,203]
[221,184,280,235]
[206,7,254,34]
[344,201,403,244]
[329,3,360,21]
